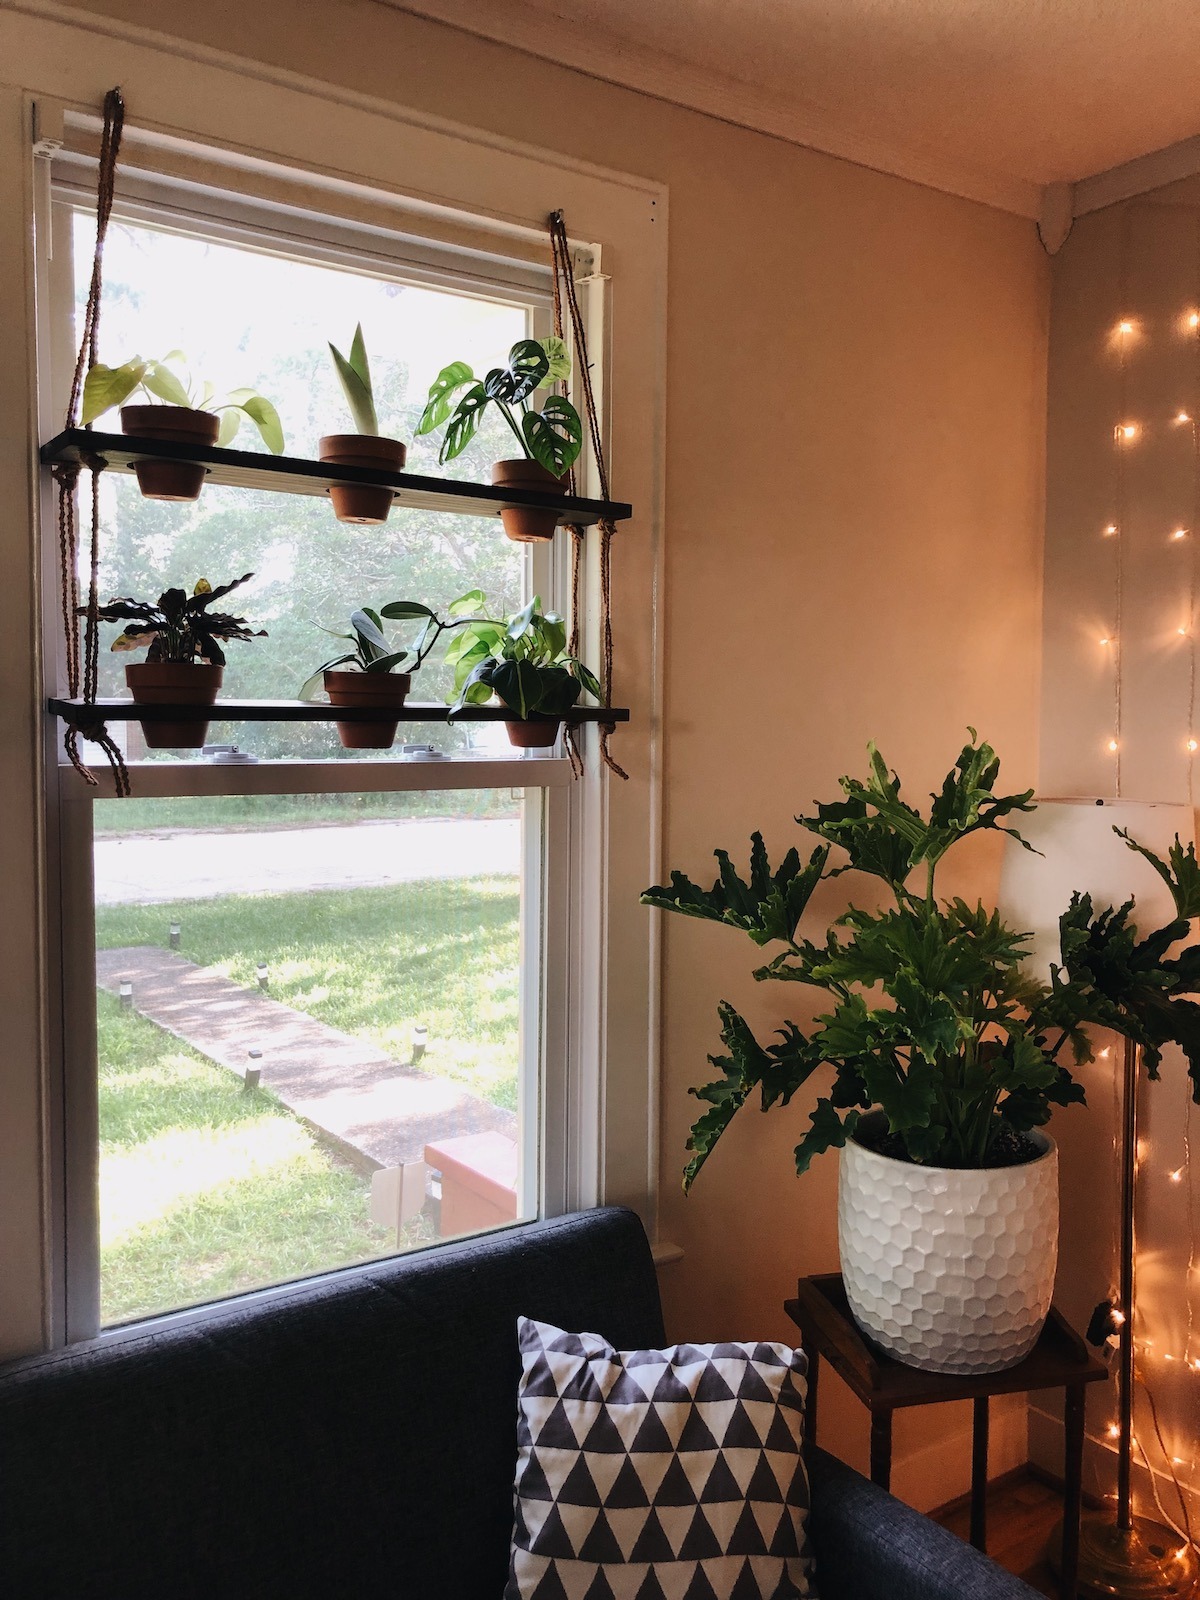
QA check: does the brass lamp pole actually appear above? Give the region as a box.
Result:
[1075,1039,1199,1598]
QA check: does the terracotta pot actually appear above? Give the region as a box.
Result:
[505,717,562,750]
[120,405,220,502]
[492,459,567,543]
[323,669,412,749]
[319,435,406,525]
[125,661,223,749]
[839,1112,1058,1375]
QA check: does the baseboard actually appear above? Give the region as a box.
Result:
[1030,1402,1199,1527]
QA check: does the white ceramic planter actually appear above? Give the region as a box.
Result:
[838,1116,1058,1375]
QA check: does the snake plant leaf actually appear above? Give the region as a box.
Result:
[522,397,584,477]
[540,335,572,382]
[1115,827,1200,920]
[329,329,378,436]
[416,360,475,435]
[140,360,192,408]
[81,359,146,424]
[437,383,489,464]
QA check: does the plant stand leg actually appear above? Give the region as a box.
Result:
[803,1343,819,1450]
[970,1396,989,1551]
[1061,1384,1085,1600]
[869,1408,892,1491]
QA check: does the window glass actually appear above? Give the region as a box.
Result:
[94,790,534,1324]
[72,210,531,760]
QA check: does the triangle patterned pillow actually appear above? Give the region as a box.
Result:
[506,1317,815,1600]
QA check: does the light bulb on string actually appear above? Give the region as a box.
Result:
[1189,312,1200,331]
[1171,1168,1186,1183]
[1108,739,1120,753]
[1117,423,1141,443]
[1179,412,1193,425]
[1174,529,1190,541]
[1188,739,1197,754]
[1105,524,1119,537]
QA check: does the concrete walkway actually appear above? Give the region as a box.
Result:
[97,946,516,1170]
[94,817,520,905]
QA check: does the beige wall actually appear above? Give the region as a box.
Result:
[36,0,1049,1504]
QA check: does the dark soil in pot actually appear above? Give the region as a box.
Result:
[854,1115,1042,1170]
[120,405,220,502]
[319,435,406,525]
[492,459,566,543]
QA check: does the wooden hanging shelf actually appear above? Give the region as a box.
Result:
[40,431,632,527]
[48,698,630,727]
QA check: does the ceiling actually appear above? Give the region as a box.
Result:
[387,0,1200,218]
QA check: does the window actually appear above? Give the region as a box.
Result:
[47,162,591,1332]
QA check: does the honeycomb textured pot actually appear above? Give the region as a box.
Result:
[838,1117,1058,1375]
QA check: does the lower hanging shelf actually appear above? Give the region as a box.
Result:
[48,698,630,726]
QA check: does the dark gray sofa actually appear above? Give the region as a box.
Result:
[0,1206,1039,1598]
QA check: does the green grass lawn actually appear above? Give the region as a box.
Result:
[95,877,521,1110]
[98,993,434,1325]
[92,791,518,834]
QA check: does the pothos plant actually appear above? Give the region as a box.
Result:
[91,575,266,664]
[641,735,1200,1189]
[444,592,601,719]
[81,352,285,452]
[415,337,583,477]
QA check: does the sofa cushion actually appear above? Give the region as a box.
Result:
[0,1208,664,1600]
[506,1317,814,1599]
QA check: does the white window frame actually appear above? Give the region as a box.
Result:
[0,5,665,1361]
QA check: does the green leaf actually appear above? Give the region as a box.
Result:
[683,1002,821,1190]
[642,835,831,949]
[329,334,378,436]
[350,608,389,652]
[794,1101,860,1176]
[522,397,584,476]
[81,360,145,424]
[438,383,490,464]
[363,650,409,674]
[448,588,487,618]
[379,600,436,621]
[1116,828,1200,919]
[506,597,538,642]
[506,338,550,401]
[540,335,572,383]
[416,361,475,436]
[140,360,192,407]
[236,395,285,454]
[217,409,241,448]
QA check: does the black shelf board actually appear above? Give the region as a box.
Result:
[48,698,630,726]
[41,430,632,526]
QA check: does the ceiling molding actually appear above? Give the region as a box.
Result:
[1074,134,1200,217]
[384,0,1043,220]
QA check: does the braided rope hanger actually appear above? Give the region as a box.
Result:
[54,86,131,797]
[548,210,628,782]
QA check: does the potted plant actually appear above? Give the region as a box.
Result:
[299,600,455,749]
[320,325,407,526]
[642,735,1200,1375]
[81,353,284,501]
[445,593,600,748]
[416,337,583,542]
[91,575,265,748]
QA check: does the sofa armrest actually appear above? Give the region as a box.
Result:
[807,1448,1045,1600]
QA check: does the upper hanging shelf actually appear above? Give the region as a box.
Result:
[40,430,633,528]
